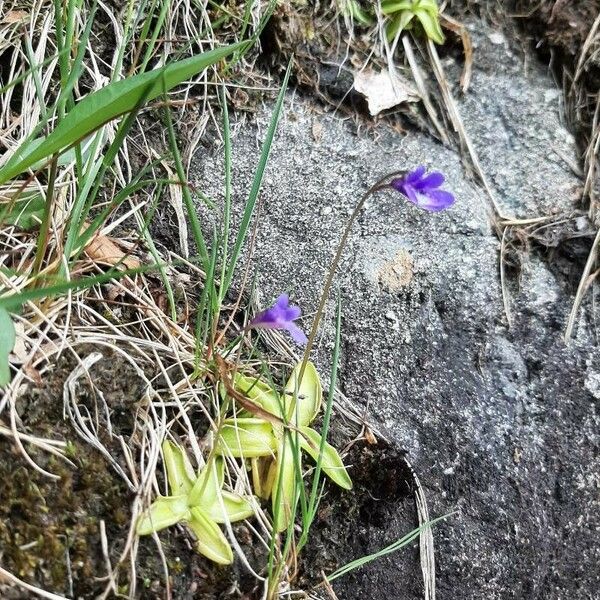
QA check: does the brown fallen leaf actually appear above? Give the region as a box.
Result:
[84,233,140,270]
[3,10,28,24]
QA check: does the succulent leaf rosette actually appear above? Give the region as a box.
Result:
[382,0,445,44]
[215,361,352,532]
[136,441,254,564]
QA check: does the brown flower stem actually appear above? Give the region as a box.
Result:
[297,171,408,382]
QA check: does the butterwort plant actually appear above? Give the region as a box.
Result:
[137,441,255,564]
[215,361,352,532]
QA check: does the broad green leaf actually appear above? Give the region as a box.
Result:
[136,495,190,535]
[415,0,440,12]
[28,135,95,172]
[162,440,195,495]
[251,457,272,499]
[188,458,224,507]
[0,42,245,184]
[382,0,439,13]
[233,372,281,416]
[0,308,15,387]
[1,193,44,230]
[272,439,297,532]
[206,491,255,524]
[299,426,352,490]
[187,507,233,564]
[285,361,322,427]
[215,418,277,458]
[414,8,445,44]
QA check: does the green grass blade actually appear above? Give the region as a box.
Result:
[222,59,292,295]
[0,307,16,386]
[0,262,169,312]
[139,0,172,73]
[218,86,232,301]
[298,295,344,551]
[327,512,453,582]
[0,42,246,184]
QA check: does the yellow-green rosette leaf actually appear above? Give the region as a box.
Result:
[386,10,416,41]
[187,507,234,565]
[381,0,413,14]
[271,439,297,533]
[206,491,255,524]
[414,8,445,44]
[285,361,322,427]
[416,0,440,13]
[234,372,281,416]
[136,495,190,535]
[215,418,277,458]
[299,426,352,490]
[188,458,225,506]
[342,0,374,25]
[162,440,196,496]
[0,307,15,387]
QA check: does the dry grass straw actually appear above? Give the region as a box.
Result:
[0,0,287,597]
[0,1,374,597]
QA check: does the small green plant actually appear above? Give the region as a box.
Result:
[215,361,352,532]
[136,440,254,565]
[340,0,445,44]
[382,0,445,43]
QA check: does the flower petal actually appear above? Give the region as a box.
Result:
[420,189,455,211]
[284,305,302,320]
[401,183,419,206]
[390,178,407,195]
[286,322,308,346]
[275,293,290,309]
[403,165,426,184]
[414,171,444,191]
[249,294,306,346]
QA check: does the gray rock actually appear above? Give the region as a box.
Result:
[188,19,598,600]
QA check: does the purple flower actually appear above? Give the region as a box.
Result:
[390,166,455,212]
[249,294,308,345]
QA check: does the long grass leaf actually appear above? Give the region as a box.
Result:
[0,42,246,184]
[327,513,453,582]
[222,59,292,294]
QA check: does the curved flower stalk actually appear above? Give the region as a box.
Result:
[297,165,454,386]
[136,441,255,564]
[215,361,352,532]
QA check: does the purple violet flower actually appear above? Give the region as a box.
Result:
[249,294,308,345]
[390,166,455,212]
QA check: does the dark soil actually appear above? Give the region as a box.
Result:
[0,351,268,599]
[1,346,427,599]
